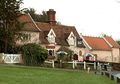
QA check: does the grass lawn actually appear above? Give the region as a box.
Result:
[0,65,116,84]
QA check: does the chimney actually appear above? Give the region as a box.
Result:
[47,9,56,25]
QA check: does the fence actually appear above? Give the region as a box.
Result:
[0,53,21,63]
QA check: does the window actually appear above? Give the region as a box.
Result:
[68,35,75,46]
[78,41,82,45]
[48,35,55,43]
[47,29,56,44]
[67,32,76,46]
[48,49,54,56]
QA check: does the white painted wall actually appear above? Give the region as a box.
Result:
[91,50,112,62]
[16,31,40,45]
[112,48,120,63]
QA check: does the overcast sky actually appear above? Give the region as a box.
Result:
[22,0,120,40]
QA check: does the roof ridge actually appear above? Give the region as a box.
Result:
[83,35,103,39]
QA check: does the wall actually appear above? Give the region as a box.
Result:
[91,50,112,62]
[16,31,40,45]
[112,48,120,63]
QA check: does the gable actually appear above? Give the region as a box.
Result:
[47,29,56,44]
[18,14,41,32]
[67,32,76,46]
[47,29,56,37]
[104,36,120,48]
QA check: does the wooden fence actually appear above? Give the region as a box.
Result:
[0,53,21,63]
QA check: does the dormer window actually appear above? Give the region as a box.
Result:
[47,29,56,44]
[67,32,76,46]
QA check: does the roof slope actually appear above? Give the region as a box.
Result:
[36,22,80,46]
[104,36,120,48]
[18,14,40,31]
[18,14,83,47]
[83,36,111,51]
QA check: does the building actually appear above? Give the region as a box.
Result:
[17,9,85,60]
[17,9,120,63]
[80,35,120,63]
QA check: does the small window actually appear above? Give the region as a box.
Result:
[48,50,54,56]
[48,35,55,43]
[79,51,82,56]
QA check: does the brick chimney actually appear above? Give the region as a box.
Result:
[47,9,56,25]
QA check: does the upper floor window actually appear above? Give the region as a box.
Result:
[47,29,56,44]
[48,35,55,43]
[67,32,76,46]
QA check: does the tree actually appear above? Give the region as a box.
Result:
[23,8,61,24]
[23,8,48,22]
[21,43,48,66]
[0,0,23,53]
[117,40,120,45]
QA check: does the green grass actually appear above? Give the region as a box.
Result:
[0,65,116,84]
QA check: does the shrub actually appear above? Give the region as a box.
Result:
[21,43,48,66]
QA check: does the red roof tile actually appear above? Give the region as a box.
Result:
[83,36,111,51]
[104,36,120,48]
[18,14,39,31]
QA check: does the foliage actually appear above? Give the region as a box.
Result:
[117,40,120,45]
[0,0,24,53]
[23,8,61,24]
[57,46,73,61]
[23,8,48,22]
[21,43,48,66]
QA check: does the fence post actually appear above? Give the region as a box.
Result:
[94,62,96,69]
[52,60,54,68]
[73,60,75,69]
[75,60,77,67]
[84,61,86,70]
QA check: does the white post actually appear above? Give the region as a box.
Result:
[73,60,75,69]
[75,60,77,67]
[84,61,86,70]
[87,67,90,73]
[94,62,96,69]
[52,60,54,68]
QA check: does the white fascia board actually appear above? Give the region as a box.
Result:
[79,34,92,50]
[28,13,41,31]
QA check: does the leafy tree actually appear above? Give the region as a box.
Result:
[23,8,61,24]
[0,0,25,53]
[117,40,120,45]
[21,43,48,66]
[23,8,48,22]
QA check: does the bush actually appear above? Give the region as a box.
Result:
[21,43,48,66]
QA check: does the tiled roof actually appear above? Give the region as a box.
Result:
[18,14,40,31]
[36,22,80,46]
[83,36,111,51]
[104,36,120,48]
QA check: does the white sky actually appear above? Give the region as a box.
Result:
[22,0,120,40]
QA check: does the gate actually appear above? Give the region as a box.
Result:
[3,54,21,63]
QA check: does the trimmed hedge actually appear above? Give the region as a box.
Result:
[21,43,48,66]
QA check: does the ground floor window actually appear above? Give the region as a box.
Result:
[48,49,54,56]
